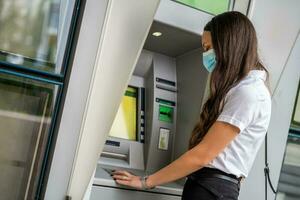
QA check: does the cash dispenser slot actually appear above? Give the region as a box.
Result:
[100,139,131,168]
[156,77,176,86]
[156,84,178,92]
[100,151,128,161]
[156,98,176,106]
[156,77,177,93]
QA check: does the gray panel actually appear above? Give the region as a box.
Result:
[93,165,183,196]
[144,21,202,57]
[67,0,161,196]
[174,48,209,160]
[90,186,181,200]
[133,50,153,77]
[145,53,178,173]
[44,0,109,199]
[100,139,145,170]
[144,64,155,168]
[154,0,213,35]
[233,0,251,15]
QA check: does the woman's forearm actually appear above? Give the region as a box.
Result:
[146,122,239,188]
[112,122,238,189]
[146,148,207,188]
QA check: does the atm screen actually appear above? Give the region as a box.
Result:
[109,86,137,141]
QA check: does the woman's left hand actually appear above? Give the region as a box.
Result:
[112,170,142,189]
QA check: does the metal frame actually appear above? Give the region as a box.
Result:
[43,0,111,198]
[36,0,84,198]
[0,68,62,85]
[291,80,300,127]
[0,0,83,198]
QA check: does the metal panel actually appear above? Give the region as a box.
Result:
[90,186,181,200]
[144,21,202,57]
[66,0,160,199]
[174,49,209,160]
[154,0,213,35]
[93,166,182,196]
[44,0,109,199]
[144,53,178,173]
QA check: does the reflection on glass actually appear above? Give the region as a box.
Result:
[276,132,300,200]
[0,72,59,199]
[0,0,65,73]
[276,82,300,200]
[174,0,230,15]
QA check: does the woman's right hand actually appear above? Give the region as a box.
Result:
[112,170,143,189]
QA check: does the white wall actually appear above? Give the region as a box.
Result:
[239,0,300,199]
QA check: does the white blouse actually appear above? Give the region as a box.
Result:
[207,70,272,178]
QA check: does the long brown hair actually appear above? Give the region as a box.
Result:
[189,11,269,149]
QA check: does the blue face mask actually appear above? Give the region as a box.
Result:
[203,49,217,73]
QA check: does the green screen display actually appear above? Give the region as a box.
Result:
[159,105,173,123]
[174,0,230,15]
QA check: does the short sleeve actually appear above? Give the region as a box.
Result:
[217,86,258,133]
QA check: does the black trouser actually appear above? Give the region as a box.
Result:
[182,168,240,200]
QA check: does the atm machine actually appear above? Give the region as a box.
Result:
[90,21,209,200]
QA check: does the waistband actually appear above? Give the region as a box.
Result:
[188,167,242,185]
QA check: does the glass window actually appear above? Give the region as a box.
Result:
[276,81,300,200]
[276,131,300,200]
[0,71,60,199]
[0,0,74,74]
[173,0,230,15]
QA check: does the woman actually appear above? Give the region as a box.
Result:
[112,11,271,200]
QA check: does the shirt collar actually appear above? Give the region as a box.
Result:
[247,70,267,81]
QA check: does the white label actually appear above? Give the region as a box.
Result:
[158,128,170,150]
